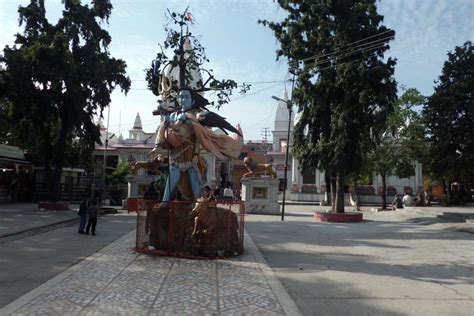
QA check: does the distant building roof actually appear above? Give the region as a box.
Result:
[0,144,26,160]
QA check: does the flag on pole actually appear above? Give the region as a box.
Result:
[185,12,194,24]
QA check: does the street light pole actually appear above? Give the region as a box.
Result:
[272,95,293,221]
[102,106,111,187]
[282,103,292,221]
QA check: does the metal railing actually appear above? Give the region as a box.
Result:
[135,199,245,258]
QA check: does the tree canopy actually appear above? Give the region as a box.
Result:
[424,41,474,188]
[0,0,130,200]
[261,0,397,212]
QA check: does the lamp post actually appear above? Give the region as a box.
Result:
[271,95,292,221]
[102,133,115,186]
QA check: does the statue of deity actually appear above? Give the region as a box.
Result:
[156,86,242,206]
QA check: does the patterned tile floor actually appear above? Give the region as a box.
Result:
[6,231,287,315]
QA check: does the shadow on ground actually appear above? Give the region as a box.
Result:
[245,211,474,315]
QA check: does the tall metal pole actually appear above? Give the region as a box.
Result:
[281,75,295,221]
[102,106,111,187]
[281,105,292,221]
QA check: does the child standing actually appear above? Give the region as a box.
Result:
[86,201,98,236]
[77,197,88,234]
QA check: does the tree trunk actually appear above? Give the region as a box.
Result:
[43,131,53,201]
[442,179,448,199]
[353,179,361,211]
[381,173,387,209]
[446,180,452,202]
[330,170,337,212]
[49,117,68,202]
[43,152,52,201]
[325,172,331,205]
[335,172,345,213]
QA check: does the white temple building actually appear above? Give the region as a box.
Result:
[268,91,423,202]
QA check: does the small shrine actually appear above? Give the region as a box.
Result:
[240,157,280,214]
[241,178,280,214]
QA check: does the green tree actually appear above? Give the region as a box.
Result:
[368,87,425,209]
[261,0,397,212]
[105,161,131,188]
[368,137,413,209]
[392,88,427,162]
[424,41,474,201]
[0,0,130,201]
[63,135,95,170]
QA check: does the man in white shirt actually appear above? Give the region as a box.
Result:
[224,187,234,200]
[402,193,413,207]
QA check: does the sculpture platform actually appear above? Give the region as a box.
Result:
[241,178,280,215]
[136,200,244,258]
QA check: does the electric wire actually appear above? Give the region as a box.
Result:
[291,13,472,75]
[287,11,472,66]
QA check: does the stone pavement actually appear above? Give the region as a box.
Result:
[0,203,79,237]
[1,230,301,315]
[0,211,137,308]
[245,205,474,316]
[1,202,473,315]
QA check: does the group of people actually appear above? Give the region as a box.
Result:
[391,190,431,210]
[209,185,239,200]
[142,181,242,204]
[77,184,102,236]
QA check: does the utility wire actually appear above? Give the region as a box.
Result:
[301,41,391,70]
[287,12,471,65]
[229,82,287,102]
[293,14,472,75]
[298,33,395,66]
[127,11,468,88]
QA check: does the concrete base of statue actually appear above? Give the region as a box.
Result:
[241,177,280,215]
[136,201,243,258]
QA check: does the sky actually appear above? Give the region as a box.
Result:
[1,0,473,141]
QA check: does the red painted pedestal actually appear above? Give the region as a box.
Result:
[314,211,363,223]
[127,198,139,213]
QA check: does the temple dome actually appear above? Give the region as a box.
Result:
[273,89,294,133]
[96,117,105,130]
[133,113,142,130]
[275,90,290,122]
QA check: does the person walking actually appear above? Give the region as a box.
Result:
[77,197,88,234]
[86,183,102,207]
[85,201,99,236]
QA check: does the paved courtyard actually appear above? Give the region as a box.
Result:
[245,205,474,316]
[1,203,473,315]
[1,230,300,315]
